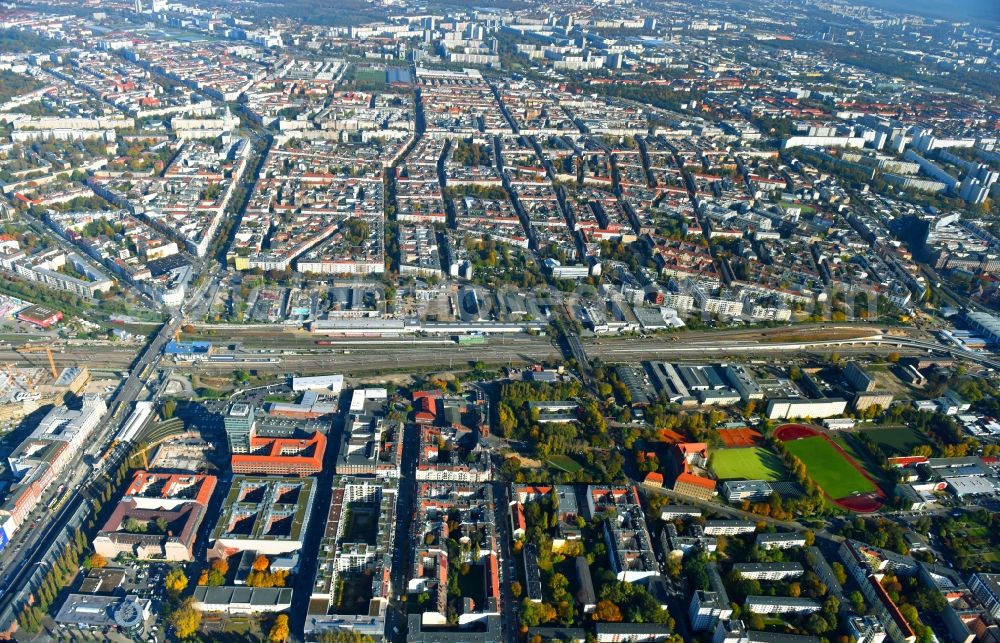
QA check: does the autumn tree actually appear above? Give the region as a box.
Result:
[593,600,623,622]
[498,403,516,438]
[170,598,202,639]
[198,559,228,587]
[247,569,290,588]
[316,633,375,643]
[600,580,673,626]
[253,555,270,572]
[268,614,290,642]
[165,568,188,594]
[211,558,229,575]
[86,553,107,569]
[201,557,228,585]
[519,598,557,627]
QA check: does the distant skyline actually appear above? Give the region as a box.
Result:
[859,0,1000,25]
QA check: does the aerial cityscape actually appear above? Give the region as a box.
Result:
[0,0,998,641]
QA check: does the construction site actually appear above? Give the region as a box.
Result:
[0,343,93,428]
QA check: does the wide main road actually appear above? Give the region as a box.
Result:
[0,316,181,630]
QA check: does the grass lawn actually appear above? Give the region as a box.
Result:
[831,433,895,490]
[710,447,787,481]
[779,200,816,215]
[763,617,791,627]
[222,616,260,637]
[831,434,870,466]
[860,426,932,456]
[547,454,583,474]
[201,614,261,638]
[784,436,876,499]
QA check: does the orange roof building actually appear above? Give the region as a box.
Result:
[231,432,326,476]
[123,470,216,507]
[673,472,717,501]
[674,442,709,468]
[668,441,716,500]
[94,471,217,562]
[412,390,441,425]
[511,501,526,538]
[643,472,664,488]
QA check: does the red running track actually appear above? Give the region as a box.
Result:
[774,423,886,513]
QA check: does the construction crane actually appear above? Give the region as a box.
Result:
[14,344,50,353]
[131,442,152,469]
[2,363,19,391]
[173,319,189,343]
[15,344,60,379]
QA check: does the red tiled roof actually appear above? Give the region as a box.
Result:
[516,485,553,498]
[487,553,500,600]
[125,471,216,506]
[231,432,325,474]
[657,429,686,444]
[676,442,709,455]
[674,472,716,491]
[887,455,928,467]
[869,574,916,640]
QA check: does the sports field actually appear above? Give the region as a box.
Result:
[718,427,763,447]
[784,436,877,499]
[546,455,583,474]
[859,426,932,456]
[711,447,787,481]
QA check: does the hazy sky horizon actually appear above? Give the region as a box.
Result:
[857,0,1000,27]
